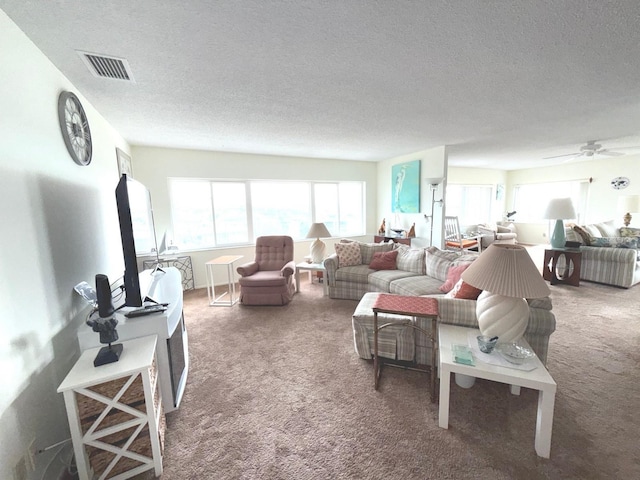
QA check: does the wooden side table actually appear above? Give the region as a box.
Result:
[374,235,411,245]
[543,248,582,286]
[372,294,439,402]
[57,335,164,480]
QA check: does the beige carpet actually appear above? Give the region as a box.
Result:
[156,272,640,479]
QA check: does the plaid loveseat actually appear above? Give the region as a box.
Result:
[565,221,640,288]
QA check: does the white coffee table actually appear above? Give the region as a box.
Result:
[295,262,328,296]
[438,324,557,458]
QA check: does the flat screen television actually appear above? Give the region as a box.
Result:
[115,174,159,307]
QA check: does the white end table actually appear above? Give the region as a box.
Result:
[206,255,243,306]
[57,335,164,480]
[295,262,328,296]
[438,324,557,458]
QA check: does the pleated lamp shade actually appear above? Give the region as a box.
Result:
[461,244,550,342]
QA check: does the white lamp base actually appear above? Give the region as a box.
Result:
[310,238,326,264]
[476,291,529,343]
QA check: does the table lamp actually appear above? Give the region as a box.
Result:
[617,195,640,226]
[461,244,550,343]
[543,198,576,249]
[306,222,332,263]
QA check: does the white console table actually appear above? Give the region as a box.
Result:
[78,267,188,413]
[58,335,164,480]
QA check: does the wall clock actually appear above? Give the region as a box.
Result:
[611,176,630,190]
[58,91,92,166]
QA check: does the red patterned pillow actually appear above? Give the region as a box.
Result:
[334,241,361,267]
[369,250,398,270]
[446,278,482,299]
[439,263,472,293]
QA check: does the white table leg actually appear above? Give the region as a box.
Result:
[438,366,451,428]
[534,386,556,458]
[510,385,521,395]
[295,267,301,292]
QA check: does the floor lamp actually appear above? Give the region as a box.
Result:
[425,177,443,246]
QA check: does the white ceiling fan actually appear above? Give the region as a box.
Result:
[544,140,640,161]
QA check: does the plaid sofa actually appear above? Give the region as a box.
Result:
[565,222,640,288]
[325,242,556,365]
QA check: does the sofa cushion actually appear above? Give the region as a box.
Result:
[425,247,459,281]
[369,250,398,270]
[445,278,482,299]
[439,263,473,293]
[394,244,426,274]
[369,270,421,292]
[335,264,372,284]
[389,275,444,296]
[594,220,618,237]
[583,224,602,238]
[359,242,394,264]
[335,241,362,267]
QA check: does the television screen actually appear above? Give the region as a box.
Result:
[115,174,158,306]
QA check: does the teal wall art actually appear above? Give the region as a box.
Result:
[392,159,421,213]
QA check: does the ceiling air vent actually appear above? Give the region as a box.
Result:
[76,51,135,82]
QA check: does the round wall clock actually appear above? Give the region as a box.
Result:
[58,91,92,166]
[611,176,630,190]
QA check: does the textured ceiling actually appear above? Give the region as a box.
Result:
[3,0,640,170]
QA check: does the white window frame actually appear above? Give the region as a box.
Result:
[168,178,365,250]
[513,179,589,224]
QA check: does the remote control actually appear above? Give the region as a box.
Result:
[125,305,167,318]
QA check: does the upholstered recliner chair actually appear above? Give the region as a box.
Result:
[477,222,517,250]
[236,236,296,306]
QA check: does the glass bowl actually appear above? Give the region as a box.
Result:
[495,343,535,364]
[476,335,498,354]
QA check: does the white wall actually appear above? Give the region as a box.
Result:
[376,146,447,248]
[506,156,640,244]
[0,11,129,479]
[131,146,377,287]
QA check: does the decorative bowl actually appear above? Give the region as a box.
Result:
[495,343,535,365]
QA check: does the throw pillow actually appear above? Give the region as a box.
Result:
[445,278,482,300]
[369,250,398,270]
[439,263,472,293]
[425,246,460,281]
[334,242,361,268]
[590,237,638,249]
[620,227,640,238]
[571,225,591,245]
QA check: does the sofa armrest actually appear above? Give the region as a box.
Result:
[237,261,259,277]
[281,260,296,278]
[579,245,639,287]
[477,226,496,238]
[324,254,339,286]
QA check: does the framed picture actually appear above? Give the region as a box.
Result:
[391,159,421,213]
[116,148,133,177]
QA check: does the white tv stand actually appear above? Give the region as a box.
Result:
[77,267,189,413]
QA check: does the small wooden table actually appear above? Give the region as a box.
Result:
[372,294,439,402]
[543,248,582,286]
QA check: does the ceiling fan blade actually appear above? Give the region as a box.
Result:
[543,152,582,160]
[597,150,624,157]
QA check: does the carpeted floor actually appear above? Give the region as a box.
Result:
[156,269,640,479]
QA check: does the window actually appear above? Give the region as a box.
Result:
[169,179,365,250]
[445,184,494,227]
[513,180,589,223]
